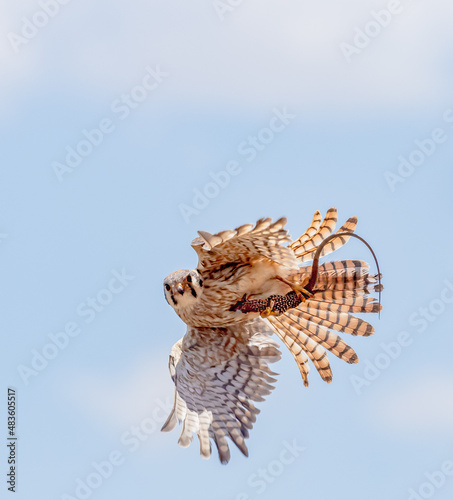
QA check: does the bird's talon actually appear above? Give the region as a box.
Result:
[296,289,313,301]
[260,306,275,318]
[260,299,280,318]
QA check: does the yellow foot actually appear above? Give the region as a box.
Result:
[260,300,279,318]
[276,276,313,301]
[261,308,280,318]
[292,285,313,301]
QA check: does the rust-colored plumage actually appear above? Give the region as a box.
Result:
[161,208,382,463]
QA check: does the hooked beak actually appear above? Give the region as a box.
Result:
[176,284,184,295]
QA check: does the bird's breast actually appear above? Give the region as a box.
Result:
[175,261,292,328]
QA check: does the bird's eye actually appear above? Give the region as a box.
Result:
[186,275,192,283]
[165,284,171,291]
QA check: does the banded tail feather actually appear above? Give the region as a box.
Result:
[290,208,338,262]
[295,260,382,293]
[290,210,322,250]
[268,315,333,383]
[267,323,311,387]
[267,319,358,385]
[312,286,382,312]
[306,232,382,314]
[318,217,358,258]
[290,208,362,263]
[271,312,358,363]
[267,297,376,384]
[267,218,382,385]
[290,304,374,337]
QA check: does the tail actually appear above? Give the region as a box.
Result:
[307,231,382,313]
[267,208,383,386]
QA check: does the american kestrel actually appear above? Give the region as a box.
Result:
[161,208,382,463]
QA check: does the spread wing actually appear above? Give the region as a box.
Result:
[161,319,281,464]
[191,217,298,274]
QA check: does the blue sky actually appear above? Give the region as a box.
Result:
[1,1,453,499]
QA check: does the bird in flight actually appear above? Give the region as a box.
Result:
[161,208,382,464]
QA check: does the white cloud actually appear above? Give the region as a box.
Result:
[2,0,453,113]
[0,3,44,112]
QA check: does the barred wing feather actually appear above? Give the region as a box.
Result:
[161,320,280,464]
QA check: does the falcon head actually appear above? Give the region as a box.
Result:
[163,269,203,310]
